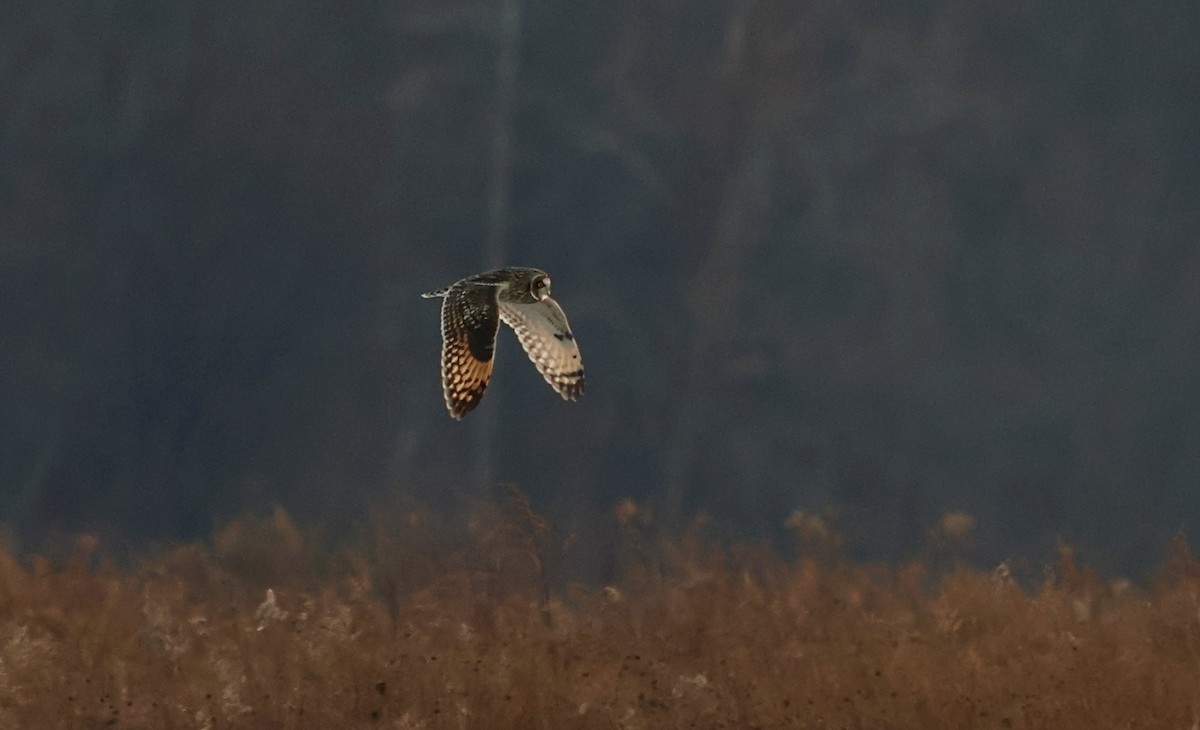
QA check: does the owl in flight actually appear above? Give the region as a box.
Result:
[421,267,585,419]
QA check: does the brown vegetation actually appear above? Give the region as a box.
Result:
[1,504,1198,729]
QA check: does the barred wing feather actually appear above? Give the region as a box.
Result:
[498,298,585,400]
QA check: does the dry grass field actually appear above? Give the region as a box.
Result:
[1,499,1198,729]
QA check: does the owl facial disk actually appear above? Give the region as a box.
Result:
[530,275,550,300]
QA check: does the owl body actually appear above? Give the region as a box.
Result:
[422,267,585,419]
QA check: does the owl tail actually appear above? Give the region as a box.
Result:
[420,286,451,298]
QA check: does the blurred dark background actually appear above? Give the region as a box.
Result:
[2,0,1198,574]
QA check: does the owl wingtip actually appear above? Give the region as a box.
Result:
[560,379,585,401]
[447,396,481,420]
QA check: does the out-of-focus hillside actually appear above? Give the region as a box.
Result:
[1,0,1199,570]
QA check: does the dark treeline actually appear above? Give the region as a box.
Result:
[2,0,1198,573]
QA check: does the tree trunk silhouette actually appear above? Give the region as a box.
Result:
[661,1,772,527]
[474,0,522,488]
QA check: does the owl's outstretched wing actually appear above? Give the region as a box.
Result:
[498,298,585,401]
[438,286,501,419]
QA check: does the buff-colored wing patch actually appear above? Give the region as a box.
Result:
[439,287,500,419]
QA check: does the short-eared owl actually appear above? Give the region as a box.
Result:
[421,267,585,419]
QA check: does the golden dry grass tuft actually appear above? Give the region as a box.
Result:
[0,505,1199,728]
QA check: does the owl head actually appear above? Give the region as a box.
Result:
[528,272,551,301]
[501,268,550,303]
